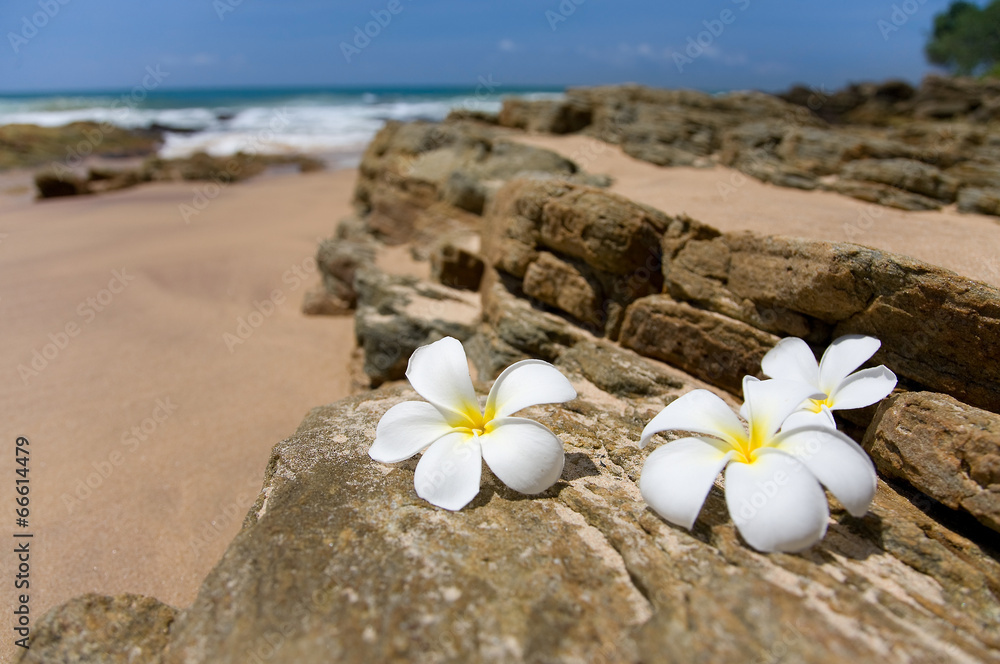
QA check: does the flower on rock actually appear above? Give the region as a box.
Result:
[369,337,577,511]
[761,334,897,423]
[638,377,877,553]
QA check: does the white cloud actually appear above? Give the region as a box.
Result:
[498,39,516,52]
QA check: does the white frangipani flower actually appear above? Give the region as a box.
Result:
[369,337,577,511]
[761,334,897,423]
[638,377,878,553]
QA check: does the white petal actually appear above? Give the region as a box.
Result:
[414,432,482,511]
[405,337,480,426]
[780,408,837,431]
[817,335,881,395]
[484,360,577,421]
[742,377,825,445]
[639,437,734,529]
[370,401,455,463]
[761,337,820,387]
[725,453,829,553]
[480,417,565,494]
[768,426,877,516]
[639,389,745,449]
[828,366,897,411]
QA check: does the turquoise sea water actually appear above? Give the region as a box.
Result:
[0,86,563,161]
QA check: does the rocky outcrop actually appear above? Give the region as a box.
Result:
[353,268,480,385]
[780,74,1000,124]
[306,119,610,317]
[0,122,160,171]
[484,178,1000,414]
[495,79,1000,218]
[24,384,1000,663]
[864,391,1000,533]
[34,152,323,199]
[20,594,175,664]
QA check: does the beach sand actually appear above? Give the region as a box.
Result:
[1,137,999,660]
[0,170,357,660]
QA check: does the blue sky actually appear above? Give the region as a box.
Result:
[0,0,956,93]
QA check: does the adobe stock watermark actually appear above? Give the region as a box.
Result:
[50,64,170,178]
[222,253,318,352]
[545,0,587,31]
[213,0,247,21]
[178,108,289,224]
[877,0,929,41]
[59,396,179,514]
[7,0,72,54]
[672,0,751,73]
[16,268,136,384]
[340,0,411,63]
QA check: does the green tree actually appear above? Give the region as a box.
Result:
[926,1,1000,75]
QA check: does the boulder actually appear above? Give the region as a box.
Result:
[662,231,1000,412]
[27,386,1000,663]
[957,187,1000,217]
[619,295,777,394]
[483,179,669,336]
[20,594,175,664]
[838,158,959,203]
[354,269,480,385]
[34,171,90,198]
[863,391,1000,533]
[497,98,592,134]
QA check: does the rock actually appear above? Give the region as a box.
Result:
[301,286,353,316]
[21,593,176,664]
[497,98,592,134]
[555,340,685,399]
[441,171,486,214]
[352,121,580,247]
[484,179,668,337]
[838,158,959,203]
[354,269,480,385]
[958,187,1000,217]
[36,384,1000,662]
[829,179,944,211]
[315,236,377,311]
[619,295,777,395]
[0,122,160,170]
[863,391,1000,533]
[34,171,90,198]
[430,239,485,291]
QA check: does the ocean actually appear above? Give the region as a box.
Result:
[0,86,563,166]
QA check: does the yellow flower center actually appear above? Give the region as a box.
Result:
[450,401,493,438]
[807,396,833,413]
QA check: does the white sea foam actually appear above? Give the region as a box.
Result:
[0,91,529,159]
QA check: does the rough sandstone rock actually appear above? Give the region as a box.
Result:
[838,158,959,203]
[619,295,777,394]
[21,594,176,664]
[354,269,480,385]
[483,179,667,337]
[27,384,1000,662]
[663,232,1000,411]
[353,121,580,247]
[864,391,1000,533]
[497,79,1000,218]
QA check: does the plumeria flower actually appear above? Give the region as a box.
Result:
[638,377,878,553]
[369,337,577,511]
[760,334,897,425]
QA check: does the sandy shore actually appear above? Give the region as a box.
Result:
[0,171,357,660]
[2,135,999,660]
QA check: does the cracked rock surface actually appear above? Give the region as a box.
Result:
[26,375,1000,663]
